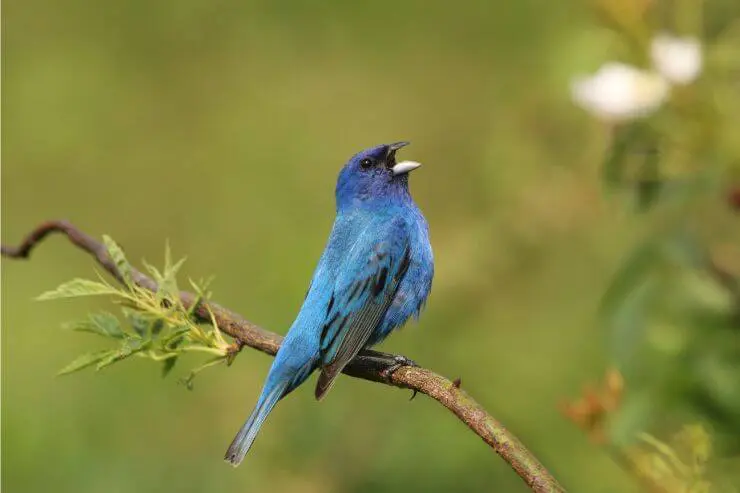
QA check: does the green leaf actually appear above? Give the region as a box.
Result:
[600,239,661,320]
[634,147,662,212]
[103,235,133,287]
[186,277,213,317]
[64,312,125,339]
[143,259,165,284]
[150,319,164,337]
[608,276,658,369]
[160,327,187,378]
[161,356,179,378]
[158,241,186,304]
[602,122,664,212]
[599,237,669,375]
[37,279,120,300]
[161,326,190,348]
[608,389,661,447]
[122,309,168,340]
[95,345,135,370]
[602,122,647,190]
[662,229,706,269]
[122,308,150,337]
[96,339,149,371]
[57,350,116,376]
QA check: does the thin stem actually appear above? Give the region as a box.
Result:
[2,220,566,493]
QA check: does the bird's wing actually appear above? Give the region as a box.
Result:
[315,216,411,400]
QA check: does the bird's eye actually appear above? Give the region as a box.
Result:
[360,158,374,169]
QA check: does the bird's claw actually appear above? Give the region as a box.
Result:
[380,355,419,402]
[380,354,418,379]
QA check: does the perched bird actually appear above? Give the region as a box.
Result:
[224,141,434,466]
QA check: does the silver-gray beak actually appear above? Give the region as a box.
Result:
[391,160,422,176]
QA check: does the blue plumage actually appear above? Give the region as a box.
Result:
[224,142,434,466]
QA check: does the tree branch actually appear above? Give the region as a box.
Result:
[2,220,565,493]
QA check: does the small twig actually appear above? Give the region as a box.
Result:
[2,220,565,493]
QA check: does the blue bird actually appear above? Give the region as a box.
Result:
[224,141,434,466]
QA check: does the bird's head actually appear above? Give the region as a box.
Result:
[335,141,421,210]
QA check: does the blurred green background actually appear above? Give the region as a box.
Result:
[2,1,737,492]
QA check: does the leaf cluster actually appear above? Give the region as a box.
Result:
[38,236,232,389]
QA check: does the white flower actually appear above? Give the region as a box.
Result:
[650,33,703,85]
[571,32,703,122]
[571,62,670,122]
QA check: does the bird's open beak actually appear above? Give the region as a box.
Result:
[386,141,419,175]
[391,160,422,176]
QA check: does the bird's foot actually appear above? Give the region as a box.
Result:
[379,355,420,400]
[355,350,420,400]
[379,354,419,380]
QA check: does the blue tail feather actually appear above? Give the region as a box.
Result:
[224,381,288,466]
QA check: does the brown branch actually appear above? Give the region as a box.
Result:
[2,220,565,493]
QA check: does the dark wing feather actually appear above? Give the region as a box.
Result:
[315,218,411,400]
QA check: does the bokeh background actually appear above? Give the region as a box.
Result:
[3,1,739,492]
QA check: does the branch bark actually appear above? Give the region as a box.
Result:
[2,220,565,493]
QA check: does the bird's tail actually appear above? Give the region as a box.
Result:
[224,380,289,467]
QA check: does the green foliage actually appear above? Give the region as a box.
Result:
[601,122,664,212]
[38,238,231,388]
[37,278,121,299]
[103,235,134,286]
[627,424,719,493]
[64,312,125,339]
[591,0,740,468]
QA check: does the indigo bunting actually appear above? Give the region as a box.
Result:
[225,141,434,466]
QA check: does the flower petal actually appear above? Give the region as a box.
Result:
[650,32,703,85]
[571,62,669,122]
